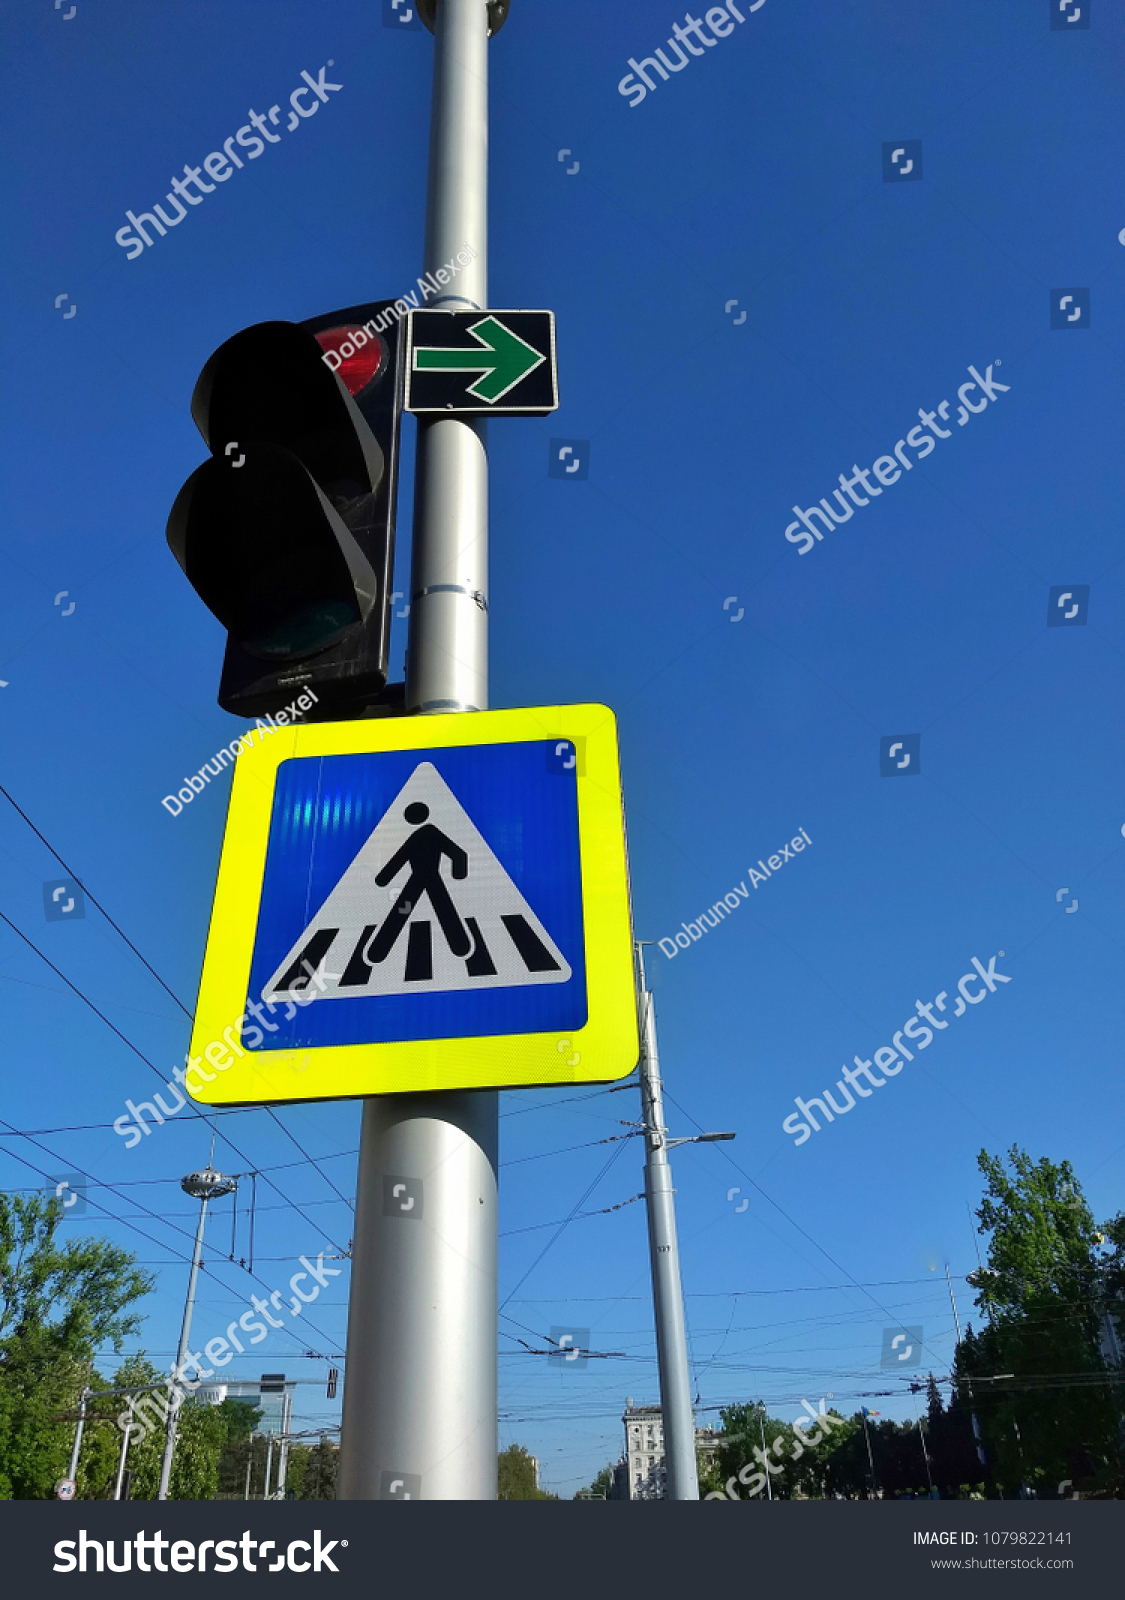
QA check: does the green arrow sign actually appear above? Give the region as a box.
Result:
[412,315,547,403]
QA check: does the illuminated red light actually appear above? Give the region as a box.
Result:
[315,324,387,396]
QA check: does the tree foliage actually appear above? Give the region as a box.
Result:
[0,1195,154,1500]
[956,1147,1124,1496]
[498,1442,554,1499]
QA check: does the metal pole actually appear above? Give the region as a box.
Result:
[113,1422,134,1501]
[759,1404,772,1501]
[276,1386,293,1498]
[244,1446,253,1501]
[158,1195,208,1500]
[338,0,499,1502]
[66,1384,89,1485]
[636,950,698,1500]
[947,1263,986,1467]
[916,1413,934,1495]
[264,1436,274,1501]
[862,1412,878,1498]
[945,1264,963,1343]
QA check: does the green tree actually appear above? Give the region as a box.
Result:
[299,1437,338,1499]
[712,1400,857,1499]
[498,1442,554,1500]
[923,1373,985,1498]
[958,1147,1123,1495]
[575,1464,613,1500]
[0,1194,153,1500]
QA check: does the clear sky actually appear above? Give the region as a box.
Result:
[1,0,1122,1498]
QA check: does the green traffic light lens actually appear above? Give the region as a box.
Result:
[244,600,359,660]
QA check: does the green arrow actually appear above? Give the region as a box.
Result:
[412,315,546,403]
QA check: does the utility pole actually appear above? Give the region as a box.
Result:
[861,1409,879,1498]
[636,945,699,1501]
[758,1402,772,1501]
[64,1383,90,1492]
[338,0,505,1502]
[113,1421,135,1501]
[275,1385,294,1498]
[916,1411,934,1495]
[947,1263,987,1470]
[158,1161,237,1500]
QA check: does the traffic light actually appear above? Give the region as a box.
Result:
[167,301,404,718]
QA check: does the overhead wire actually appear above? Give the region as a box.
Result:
[0,788,359,1230]
[0,1117,346,1361]
[0,907,351,1255]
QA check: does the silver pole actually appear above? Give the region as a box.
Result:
[66,1384,89,1486]
[158,1196,208,1501]
[636,950,698,1500]
[759,1404,772,1501]
[263,1435,274,1501]
[276,1386,293,1498]
[113,1422,134,1501]
[947,1264,986,1467]
[338,0,499,1502]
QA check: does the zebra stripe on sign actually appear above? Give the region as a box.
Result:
[263,762,571,1002]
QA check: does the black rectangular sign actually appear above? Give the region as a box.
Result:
[405,310,558,416]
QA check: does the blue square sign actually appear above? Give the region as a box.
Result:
[245,740,588,1051]
[188,705,638,1101]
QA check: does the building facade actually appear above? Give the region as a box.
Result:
[610,1398,721,1500]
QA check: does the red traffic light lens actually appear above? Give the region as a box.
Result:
[315,324,387,396]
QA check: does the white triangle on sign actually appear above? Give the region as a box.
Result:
[263,761,572,1002]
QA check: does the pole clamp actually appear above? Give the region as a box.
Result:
[417,0,510,37]
[412,583,489,613]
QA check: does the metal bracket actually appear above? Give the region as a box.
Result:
[417,0,510,36]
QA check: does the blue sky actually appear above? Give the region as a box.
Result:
[1,0,1123,1497]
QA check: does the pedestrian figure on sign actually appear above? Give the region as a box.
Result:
[368,802,470,961]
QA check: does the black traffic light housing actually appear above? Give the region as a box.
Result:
[167,301,405,718]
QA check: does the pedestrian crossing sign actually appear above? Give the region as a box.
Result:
[187,705,639,1101]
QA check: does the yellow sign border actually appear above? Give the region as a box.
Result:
[188,703,637,1103]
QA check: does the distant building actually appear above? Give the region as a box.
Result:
[610,1398,721,1500]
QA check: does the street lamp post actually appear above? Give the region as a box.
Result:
[158,1164,237,1501]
